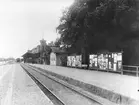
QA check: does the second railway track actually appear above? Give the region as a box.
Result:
[21,64,107,105]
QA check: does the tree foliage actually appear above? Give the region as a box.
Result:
[48,41,55,46]
[54,37,61,47]
[57,0,138,53]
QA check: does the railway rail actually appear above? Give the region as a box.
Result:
[21,65,65,105]
[21,64,104,105]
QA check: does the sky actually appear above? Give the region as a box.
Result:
[0,0,74,58]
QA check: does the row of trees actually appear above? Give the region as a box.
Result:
[0,57,15,62]
[56,0,139,65]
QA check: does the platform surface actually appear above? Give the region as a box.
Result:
[31,64,139,101]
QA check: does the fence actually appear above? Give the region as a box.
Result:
[122,65,139,77]
[89,65,139,77]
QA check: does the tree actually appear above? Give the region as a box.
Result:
[48,38,62,47]
[57,0,138,65]
[54,37,61,47]
[48,41,55,46]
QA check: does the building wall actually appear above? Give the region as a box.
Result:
[56,55,62,66]
[56,54,67,66]
[50,52,56,65]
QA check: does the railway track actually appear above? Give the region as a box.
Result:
[21,64,102,105]
[21,65,65,105]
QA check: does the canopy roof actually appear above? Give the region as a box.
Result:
[22,52,40,58]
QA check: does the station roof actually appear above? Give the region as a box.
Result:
[22,52,40,58]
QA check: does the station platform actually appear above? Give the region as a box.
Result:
[30,64,139,104]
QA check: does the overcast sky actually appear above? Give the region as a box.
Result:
[0,0,74,58]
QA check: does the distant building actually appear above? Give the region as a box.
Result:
[22,39,51,64]
[39,39,51,64]
[22,39,70,65]
[31,45,40,54]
